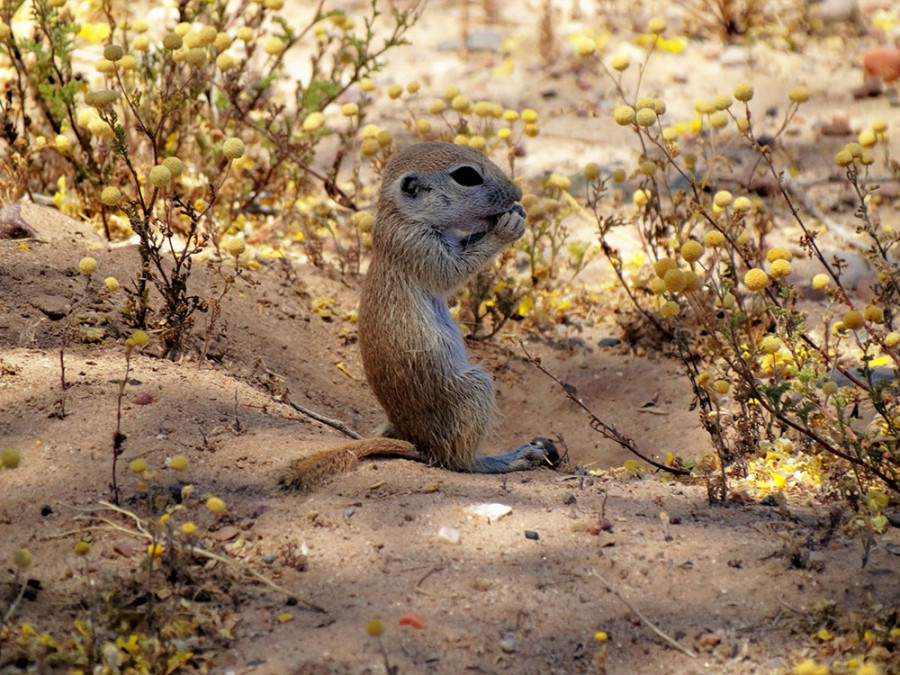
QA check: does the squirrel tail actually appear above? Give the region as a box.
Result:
[277,437,424,491]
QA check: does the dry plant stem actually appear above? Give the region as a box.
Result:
[1,571,28,624]
[111,348,134,505]
[82,502,326,613]
[285,398,363,440]
[518,340,691,476]
[592,569,697,659]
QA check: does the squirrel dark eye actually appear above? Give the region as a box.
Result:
[400,175,419,197]
[450,166,484,187]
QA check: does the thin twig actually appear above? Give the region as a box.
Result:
[1,573,28,623]
[284,398,363,440]
[593,570,697,658]
[518,340,691,476]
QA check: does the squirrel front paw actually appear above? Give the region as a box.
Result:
[494,204,526,242]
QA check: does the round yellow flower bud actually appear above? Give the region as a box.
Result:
[648,277,666,295]
[736,117,750,132]
[223,137,245,159]
[131,330,149,346]
[162,157,183,179]
[129,458,147,472]
[821,380,838,396]
[610,54,629,71]
[812,273,829,290]
[660,300,680,317]
[417,118,431,134]
[104,44,124,61]
[502,109,519,122]
[303,112,325,132]
[694,98,715,115]
[406,81,420,94]
[858,129,876,147]
[710,111,728,128]
[206,496,226,514]
[169,455,189,471]
[638,161,656,176]
[367,619,385,637]
[237,27,254,42]
[884,332,900,348]
[266,0,285,9]
[635,108,658,127]
[842,310,864,330]
[214,32,233,51]
[88,118,114,137]
[524,123,539,137]
[2,448,21,469]
[361,124,379,139]
[733,83,754,102]
[522,109,538,123]
[788,86,809,103]
[834,150,854,167]
[575,37,595,57]
[769,259,791,279]
[766,247,792,263]
[133,19,148,33]
[760,335,781,354]
[429,98,447,115]
[225,238,246,257]
[101,186,122,206]
[388,84,403,99]
[183,31,203,49]
[744,268,769,291]
[713,190,733,208]
[79,257,97,275]
[443,85,460,99]
[648,17,666,34]
[654,257,678,278]
[54,134,70,152]
[104,277,119,292]
[451,95,469,112]
[468,135,486,150]
[352,211,375,232]
[216,53,238,71]
[864,305,884,323]
[713,380,730,394]
[133,35,150,51]
[162,33,183,50]
[74,541,91,556]
[14,549,32,569]
[584,163,601,181]
[613,105,636,126]
[732,196,752,212]
[175,21,190,36]
[185,47,206,67]
[182,522,196,535]
[263,36,285,56]
[149,165,172,187]
[714,94,732,110]
[360,138,380,157]
[704,230,725,247]
[633,188,650,207]
[612,168,626,183]
[681,240,704,263]
[376,129,393,147]
[341,103,359,117]
[722,292,736,308]
[664,268,686,293]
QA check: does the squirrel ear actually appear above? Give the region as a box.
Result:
[400,174,420,198]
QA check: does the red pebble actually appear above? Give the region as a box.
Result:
[863,46,900,82]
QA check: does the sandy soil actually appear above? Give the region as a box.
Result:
[3,0,900,673]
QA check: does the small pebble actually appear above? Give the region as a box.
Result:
[524,530,540,541]
[437,526,460,545]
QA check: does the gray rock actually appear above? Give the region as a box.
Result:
[0,203,105,244]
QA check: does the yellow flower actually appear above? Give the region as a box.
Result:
[206,496,226,514]
[654,258,678,278]
[704,230,725,247]
[635,108,657,127]
[788,86,809,103]
[744,268,769,291]
[664,269,686,293]
[522,109,538,123]
[812,273,829,289]
[863,305,884,323]
[428,99,447,115]
[129,458,147,472]
[613,105,636,126]
[842,310,863,330]
[733,83,754,102]
[584,163,601,181]
[647,17,666,34]
[169,455,189,471]
[223,137,245,159]
[610,54,629,71]
[681,240,703,263]
[660,300,679,317]
[769,259,791,279]
[713,190,733,208]
[303,112,325,132]
[263,36,285,56]
[149,165,172,188]
[101,186,122,206]
[79,257,97,275]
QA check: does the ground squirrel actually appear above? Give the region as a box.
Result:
[280,142,558,490]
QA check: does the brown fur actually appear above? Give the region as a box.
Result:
[282,143,555,490]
